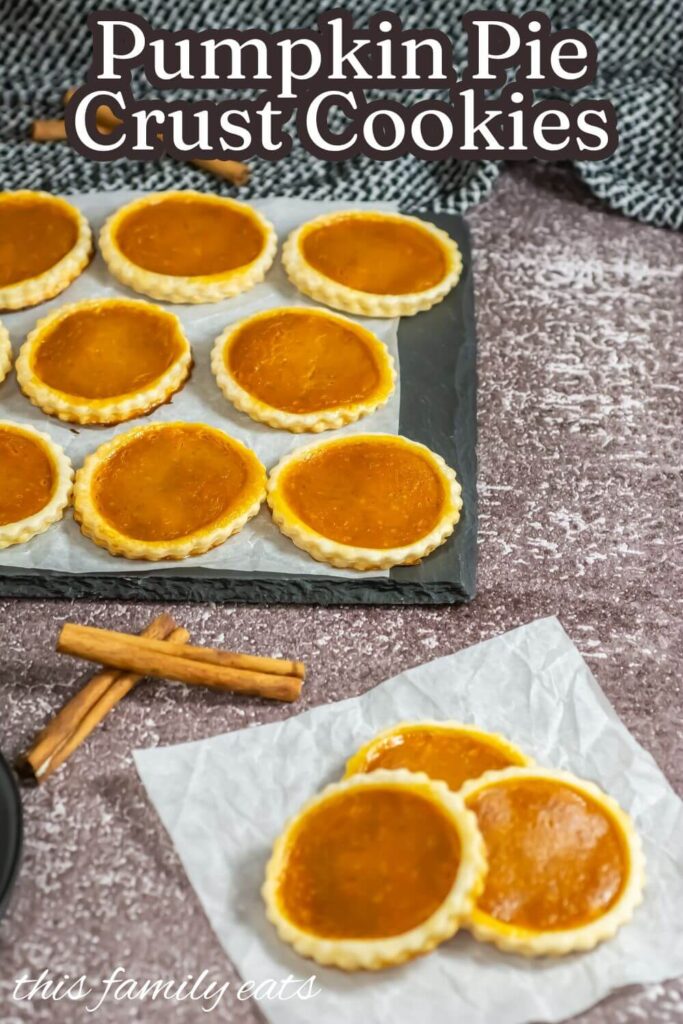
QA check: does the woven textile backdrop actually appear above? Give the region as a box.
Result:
[2,0,682,228]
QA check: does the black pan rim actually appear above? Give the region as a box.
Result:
[0,749,23,919]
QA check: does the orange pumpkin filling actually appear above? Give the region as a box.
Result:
[226,310,384,413]
[278,788,461,939]
[467,778,628,931]
[31,303,185,400]
[0,193,78,287]
[301,215,447,295]
[280,438,446,548]
[114,195,266,277]
[92,425,253,542]
[0,428,55,525]
[353,727,525,791]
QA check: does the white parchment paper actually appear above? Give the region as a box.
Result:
[134,617,683,1024]
[0,192,399,577]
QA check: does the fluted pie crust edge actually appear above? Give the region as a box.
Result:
[99,191,277,304]
[262,769,487,970]
[16,298,193,425]
[460,766,646,957]
[282,210,462,318]
[0,420,74,549]
[73,423,267,561]
[267,434,462,570]
[0,192,93,311]
[210,306,396,433]
[0,320,11,384]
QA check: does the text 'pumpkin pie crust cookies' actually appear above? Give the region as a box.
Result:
[345,722,532,791]
[0,191,92,310]
[16,297,192,425]
[211,306,396,432]
[0,320,11,384]
[0,420,73,549]
[460,766,645,956]
[263,769,487,970]
[282,209,462,317]
[267,433,462,570]
[73,422,266,560]
[99,191,277,303]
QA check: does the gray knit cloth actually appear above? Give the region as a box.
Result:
[3,0,682,229]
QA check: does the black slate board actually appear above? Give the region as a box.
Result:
[0,751,22,919]
[0,210,477,606]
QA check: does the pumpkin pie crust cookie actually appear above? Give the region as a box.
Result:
[0,320,11,384]
[460,766,645,956]
[345,722,532,791]
[211,306,395,432]
[263,769,487,970]
[282,210,462,317]
[267,434,462,570]
[73,422,266,560]
[100,191,277,303]
[0,421,73,549]
[16,298,192,425]
[0,191,92,310]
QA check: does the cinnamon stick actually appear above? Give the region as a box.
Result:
[57,89,250,185]
[31,119,68,141]
[184,157,250,185]
[57,623,303,703]
[24,613,176,775]
[29,626,190,784]
[60,624,305,680]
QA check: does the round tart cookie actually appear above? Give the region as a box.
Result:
[0,191,92,310]
[100,191,277,303]
[211,306,395,432]
[267,434,462,570]
[460,767,645,956]
[73,422,266,560]
[16,298,192,425]
[282,210,462,317]
[345,722,531,791]
[0,319,11,384]
[0,421,73,549]
[263,769,486,970]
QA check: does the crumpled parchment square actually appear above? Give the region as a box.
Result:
[134,617,683,1024]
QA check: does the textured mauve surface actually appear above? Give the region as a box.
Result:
[0,164,682,1023]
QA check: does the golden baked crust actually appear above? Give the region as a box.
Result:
[0,420,73,549]
[73,421,266,560]
[99,191,277,303]
[263,768,487,970]
[0,320,11,384]
[282,209,462,317]
[211,306,396,433]
[16,297,192,425]
[345,721,532,790]
[460,766,646,956]
[267,433,462,570]
[0,191,92,310]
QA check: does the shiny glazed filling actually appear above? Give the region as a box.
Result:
[280,438,446,548]
[0,428,55,524]
[467,778,627,931]
[114,196,266,277]
[226,310,384,413]
[301,215,448,295]
[0,194,78,287]
[356,727,524,791]
[278,787,461,938]
[92,425,253,541]
[32,303,185,399]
